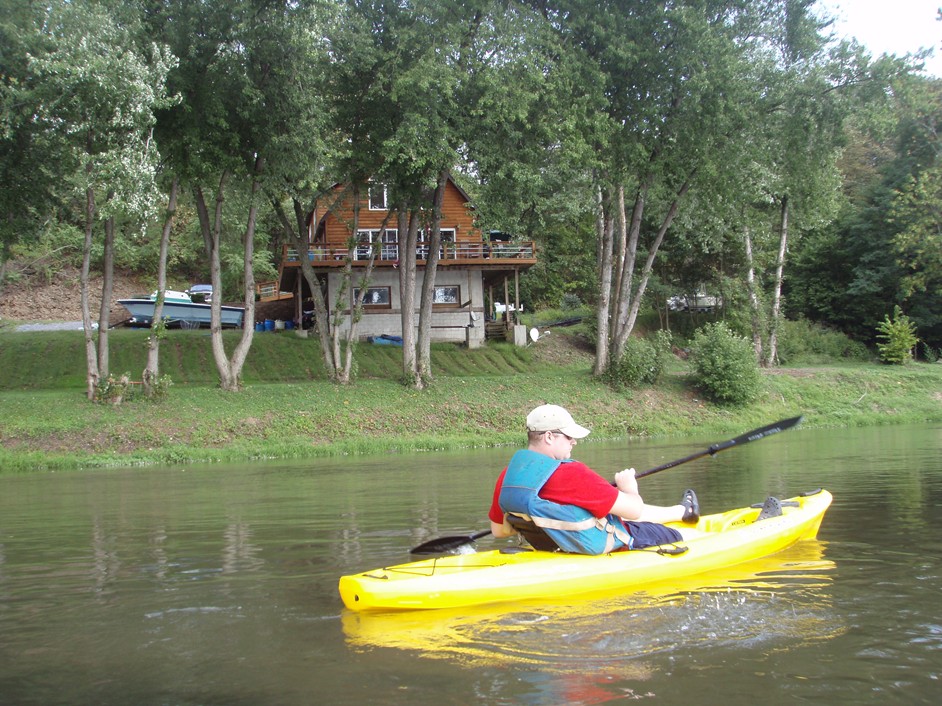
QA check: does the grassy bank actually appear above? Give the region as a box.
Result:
[2,326,941,472]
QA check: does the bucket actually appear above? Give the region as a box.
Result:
[255,322,265,332]
[274,319,285,331]
[285,320,295,330]
[264,319,275,331]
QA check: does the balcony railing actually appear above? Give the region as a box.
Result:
[284,241,535,264]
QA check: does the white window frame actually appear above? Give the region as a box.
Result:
[381,228,399,260]
[368,185,387,211]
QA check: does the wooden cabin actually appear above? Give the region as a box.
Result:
[266,178,537,347]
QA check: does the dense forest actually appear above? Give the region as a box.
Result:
[1,1,940,392]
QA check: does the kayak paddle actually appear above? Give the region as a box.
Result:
[409,415,804,555]
[634,415,803,479]
[410,529,491,555]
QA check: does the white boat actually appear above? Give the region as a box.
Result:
[118,290,244,329]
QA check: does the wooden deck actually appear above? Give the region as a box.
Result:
[280,241,537,268]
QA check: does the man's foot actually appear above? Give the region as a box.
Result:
[681,489,699,524]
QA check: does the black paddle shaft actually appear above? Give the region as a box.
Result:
[635,415,803,479]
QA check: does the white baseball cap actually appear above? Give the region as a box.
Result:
[526,404,591,439]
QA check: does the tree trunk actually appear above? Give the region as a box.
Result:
[143,176,178,396]
[273,196,335,379]
[398,209,419,382]
[593,185,614,376]
[610,181,647,350]
[415,171,448,388]
[766,195,788,367]
[612,184,628,317]
[222,160,261,390]
[81,182,99,400]
[610,178,691,361]
[194,172,242,390]
[96,214,115,379]
[743,224,764,363]
[329,183,377,385]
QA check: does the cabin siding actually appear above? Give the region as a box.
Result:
[319,181,480,248]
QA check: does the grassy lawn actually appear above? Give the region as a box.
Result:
[1,327,941,472]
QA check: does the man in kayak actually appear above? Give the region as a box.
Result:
[488,404,699,554]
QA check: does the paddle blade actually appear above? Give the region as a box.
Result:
[410,530,491,555]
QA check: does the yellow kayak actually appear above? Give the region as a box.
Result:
[338,488,832,612]
[342,539,837,661]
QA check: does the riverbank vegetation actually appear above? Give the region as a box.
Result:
[1,327,940,473]
[2,1,940,396]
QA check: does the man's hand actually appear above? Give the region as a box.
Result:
[614,467,639,495]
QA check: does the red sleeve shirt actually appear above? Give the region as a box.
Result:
[488,460,619,523]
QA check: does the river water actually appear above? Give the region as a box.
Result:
[1,423,940,705]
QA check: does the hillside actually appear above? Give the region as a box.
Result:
[0,267,156,325]
[0,267,297,329]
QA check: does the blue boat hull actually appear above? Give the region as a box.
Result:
[118,299,245,328]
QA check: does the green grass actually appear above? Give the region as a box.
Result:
[1,327,941,473]
[0,328,536,390]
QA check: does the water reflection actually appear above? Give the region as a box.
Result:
[221,520,263,574]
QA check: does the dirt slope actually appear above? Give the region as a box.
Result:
[0,268,155,324]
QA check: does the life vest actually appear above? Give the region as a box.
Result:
[498,449,633,555]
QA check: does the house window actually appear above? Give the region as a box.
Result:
[355,230,377,260]
[381,229,399,260]
[353,286,391,309]
[368,185,387,210]
[416,229,429,260]
[440,228,456,258]
[433,285,460,306]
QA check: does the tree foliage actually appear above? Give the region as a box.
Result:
[3,0,940,393]
[876,305,919,364]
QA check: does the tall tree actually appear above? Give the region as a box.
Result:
[755,0,845,366]
[24,0,175,398]
[546,0,771,373]
[151,0,332,390]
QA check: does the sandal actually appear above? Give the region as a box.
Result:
[681,489,700,524]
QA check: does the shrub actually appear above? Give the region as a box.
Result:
[876,306,919,365]
[561,293,583,310]
[604,330,672,390]
[777,318,871,364]
[689,322,761,405]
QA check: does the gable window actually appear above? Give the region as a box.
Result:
[368,185,387,211]
[353,286,391,309]
[433,285,460,306]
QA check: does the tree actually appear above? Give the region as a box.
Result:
[151,0,332,390]
[876,305,919,364]
[753,1,847,366]
[785,66,940,349]
[0,0,60,278]
[142,177,178,397]
[549,0,773,374]
[24,0,175,398]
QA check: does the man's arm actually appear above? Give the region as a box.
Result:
[608,468,645,520]
[490,517,517,538]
